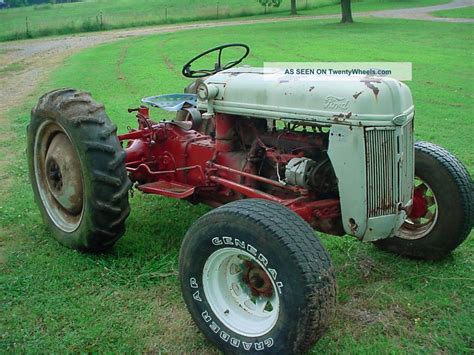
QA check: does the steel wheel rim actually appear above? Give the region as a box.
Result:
[202,247,280,337]
[34,120,84,232]
[397,177,438,240]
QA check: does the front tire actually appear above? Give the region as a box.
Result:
[179,199,336,354]
[374,141,473,260]
[28,88,131,252]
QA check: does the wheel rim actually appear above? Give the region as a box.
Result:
[34,120,84,232]
[397,177,438,240]
[202,247,280,337]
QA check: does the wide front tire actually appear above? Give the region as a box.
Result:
[179,199,336,354]
[28,88,131,252]
[374,141,473,260]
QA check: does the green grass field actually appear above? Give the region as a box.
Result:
[432,5,474,18]
[0,0,451,41]
[1,17,473,353]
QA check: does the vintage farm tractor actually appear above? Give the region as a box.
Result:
[27,44,472,353]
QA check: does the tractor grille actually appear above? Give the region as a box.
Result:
[365,122,414,218]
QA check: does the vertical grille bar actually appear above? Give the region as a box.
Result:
[365,127,398,217]
[365,122,414,218]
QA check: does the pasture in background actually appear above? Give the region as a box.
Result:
[0,0,451,41]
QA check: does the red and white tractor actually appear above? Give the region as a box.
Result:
[27,44,472,353]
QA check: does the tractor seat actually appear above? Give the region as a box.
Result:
[142,93,197,112]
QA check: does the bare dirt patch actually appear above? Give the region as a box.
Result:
[337,294,416,341]
[162,55,174,71]
[148,286,220,354]
[116,44,130,81]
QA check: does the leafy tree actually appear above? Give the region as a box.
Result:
[28,0,52,4]
[257,0,282,8]
[5,0,79,6]
[5,0,28,7]
[258,0,297,16]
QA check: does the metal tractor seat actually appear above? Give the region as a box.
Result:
[142,93,197,111]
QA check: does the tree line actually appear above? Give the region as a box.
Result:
[5,0,353,24]
[4,0,80,7]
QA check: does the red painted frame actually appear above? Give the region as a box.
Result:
[118,108,341,235]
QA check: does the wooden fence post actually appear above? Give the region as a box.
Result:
[25,17,31,38]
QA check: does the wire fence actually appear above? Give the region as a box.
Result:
[0,0,340,41]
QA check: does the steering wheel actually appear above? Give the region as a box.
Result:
[182,43,250,78]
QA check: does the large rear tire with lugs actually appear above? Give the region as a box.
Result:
[179,199,336,354]
[374,141,473,260]
[27,88,131,252]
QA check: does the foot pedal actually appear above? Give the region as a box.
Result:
[138,180,195,199]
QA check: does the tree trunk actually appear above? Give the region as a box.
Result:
[341,0,353,23]
[291,0,297,15]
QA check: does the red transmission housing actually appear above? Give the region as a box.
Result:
[118,107,343,235]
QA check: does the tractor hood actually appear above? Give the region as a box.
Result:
[198,67,414,126]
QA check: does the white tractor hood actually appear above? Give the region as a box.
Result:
[198,67,414,126]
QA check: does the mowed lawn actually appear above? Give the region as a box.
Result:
[432,5,474,18]
[1,18,473,353]
[0,0,451,41]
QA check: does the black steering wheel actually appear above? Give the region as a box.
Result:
[182,43,250,78]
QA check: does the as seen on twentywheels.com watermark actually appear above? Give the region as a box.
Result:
[263,62,412,81]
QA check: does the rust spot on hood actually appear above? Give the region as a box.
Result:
[309,86,315,92]
[332,113,346,122]
[353,91,363,99]
[361,78,381,99]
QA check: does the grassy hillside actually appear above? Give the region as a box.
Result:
[0,0,450,41]
[1,17,473,353]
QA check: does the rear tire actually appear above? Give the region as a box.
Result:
[374,141,473,260]
[28,88,131,252]
[179,199,336,354]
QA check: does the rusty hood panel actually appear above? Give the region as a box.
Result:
[198,67,414,126]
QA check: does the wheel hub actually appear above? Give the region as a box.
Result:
[242,260,273,297]
[46,159,63,191]
[43,132,83,215]
[409,187,428,219]
[203,248,280,337]
[397,177,438,240]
